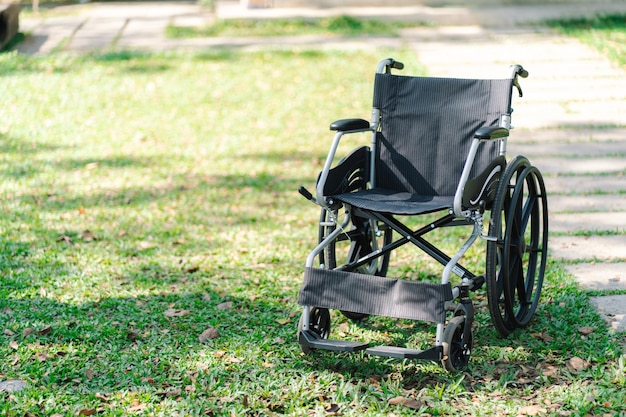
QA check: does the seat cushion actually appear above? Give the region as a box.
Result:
[333,188,454,215]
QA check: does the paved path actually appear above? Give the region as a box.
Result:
[14,1,626,332]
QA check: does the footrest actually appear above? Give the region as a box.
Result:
[299,330,369,352]
[366,345,442,361]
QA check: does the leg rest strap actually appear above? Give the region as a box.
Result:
[298,267,453,323]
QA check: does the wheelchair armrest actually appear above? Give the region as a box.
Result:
[330,118,370,132]
[474,126,509,140]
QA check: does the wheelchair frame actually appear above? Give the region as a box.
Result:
[296,59,548,372]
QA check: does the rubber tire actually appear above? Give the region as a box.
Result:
[442,316,473,372]
[501,165,548,328]
[486,155,530,337]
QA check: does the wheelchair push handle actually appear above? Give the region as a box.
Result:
[512,64,529,78]
[377,58,404,74]
[510,64,529,98]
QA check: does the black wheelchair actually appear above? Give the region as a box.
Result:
[296,58,548,372]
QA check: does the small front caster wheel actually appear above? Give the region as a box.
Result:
[442,316,473,372]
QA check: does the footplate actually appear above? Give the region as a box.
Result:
[366,345,442,361]
[299,330,369,352]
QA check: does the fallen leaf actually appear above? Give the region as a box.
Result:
[538,363,559,378]
[138,241,156,249]
[56,235,73,244]
[578,326,594,336]
[0,379,27,393]
[95,392,109,401]
[566,356,589,372]
[199,327,219,343]
[3,329,14,337]
[325,403,340,414]
[156,389,181,398]
[78,409,97,416]
[22,328,34,337]
[518,404,547,416]
[86,369,94,380]
[276,318,291,325]
[216,301,233,310]
[79,230,96,242]
[127,402,147,412]
[38,326,52,336]
[184,266,200,273]
[530,332,553,342]
[164,309,190,318]
[388,396,406,405]
[9,341,18,350]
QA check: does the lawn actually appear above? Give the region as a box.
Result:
[548,13,626,68]
[0,23,625,417]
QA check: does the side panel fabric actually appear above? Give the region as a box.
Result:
[298,267,453,323]
[372,74,512,196]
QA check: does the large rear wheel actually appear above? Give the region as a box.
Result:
[486,156,548,336]
[486,156,528,337]
[501,165,548,328]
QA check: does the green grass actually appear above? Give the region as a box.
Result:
[547,13,626,68]
[0,48,624,416]
[166,15,419,38]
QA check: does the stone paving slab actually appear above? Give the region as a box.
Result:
[564,263,626,291]
[68,17,127,51]
[509,140,626,157]
[116,18,169,49]
[549,195,626,213]
[551,212,626,233]
[590,295,626,333]
[17,16,87,55]
[514,106,625,129]
[511,128,626,143]
[527,157,626,175]
[543,176,626,194]
[550,235,626,262]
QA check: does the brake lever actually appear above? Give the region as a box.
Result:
[513,75,523,98]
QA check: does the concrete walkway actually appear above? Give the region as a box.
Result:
[13,1,626,333]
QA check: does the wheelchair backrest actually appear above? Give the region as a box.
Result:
[372,73,514,197]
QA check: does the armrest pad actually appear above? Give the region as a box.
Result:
[474,126,509,140]
[330,118,370,132]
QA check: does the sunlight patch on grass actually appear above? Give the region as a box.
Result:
[166,15,422,38]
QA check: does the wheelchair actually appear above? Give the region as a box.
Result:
[296,58,548,372]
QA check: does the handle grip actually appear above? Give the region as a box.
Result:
[298,186,313,201]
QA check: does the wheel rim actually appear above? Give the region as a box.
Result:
[309,307,331,339]
[318,209,392,321]
[321,210,392,276]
